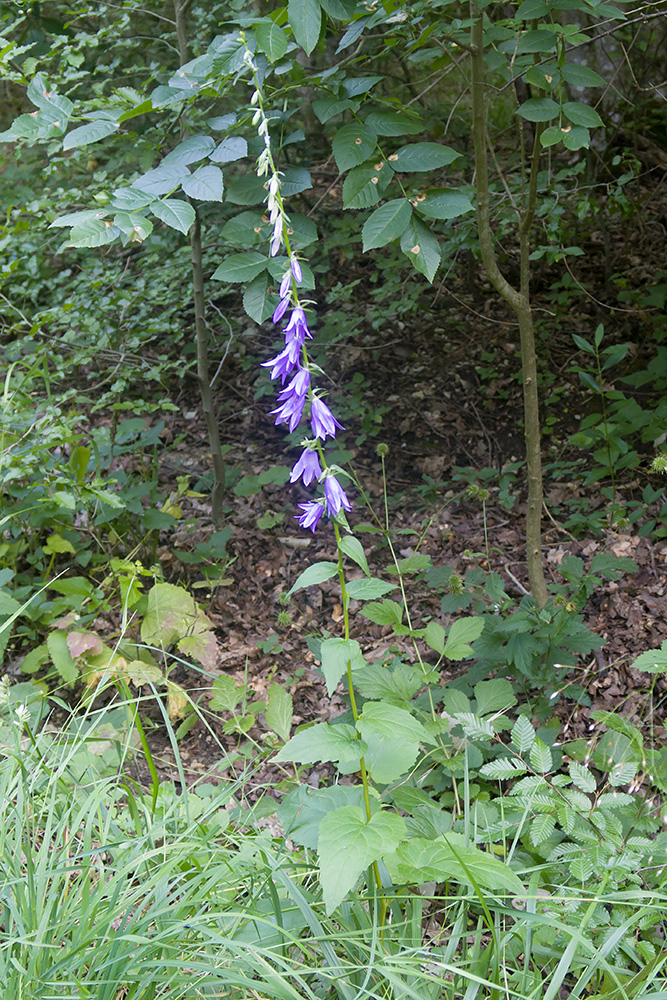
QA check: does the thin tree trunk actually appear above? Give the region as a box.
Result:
[174,0,225,526]
[470,5,548,607]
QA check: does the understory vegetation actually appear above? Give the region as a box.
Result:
[1,0,667,997]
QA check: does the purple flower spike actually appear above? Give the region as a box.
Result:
[272,294,291,324]
[311,396,344,440]
[296,500,324,532]
[283,307,312,343]
[290,448,322,487]
[270,392,306,433]
[279,270,292,298]
[324,476,352,516]
[260,338,301,381]
[291,255,303,283]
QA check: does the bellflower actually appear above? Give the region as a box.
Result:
[270,392,306,432]
[278,367,310,400]
[283,307,312,344]
[279,269,292,298]
[290,447,322,487]
[311,395,344,440]
[324,475,352,516]
[291,255,303,283]
[296,500,324,532]
[261,338,301,381]
[272,294,291,324]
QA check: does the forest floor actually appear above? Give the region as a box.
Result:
[119,240,667,793]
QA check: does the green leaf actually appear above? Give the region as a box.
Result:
[243,271,276,323]
[211,251,268,283]
[332,123,378,172]
[516,0,549,16]
[511,715,535,753]
[517,98,559,122]
[221,211,270,246]
[569,760,596,793]
[338,536,370,576]
[474,679,516,716]
[400,217,441,282]
[63,119,119,150]
[540,125,564,148]
[66,219,120,248]
[388,834,525,896]
[346,577,396,600]
[480,759,527,780]
[629,640,667,674]
[50,209,109,229]
[113,212,153,242]
[225,174,267,205]
[182,165,223,201]
[133,165,188,197]
[357,702,433,748]
[265,683,293,741]
[416,189,474,221]
[282,167,312,195]
[517,29,558,54]
[162,135,215,166]
[210,674,245,712]
[529,813,556,846]
[320,638,366,695]
[529,738,553,774]
[560,63,605,87]
[150,199,195,235]
[362,199,413,252]
[140,583,214,653]
[423,621,446,655]
[209,136,248,164]
[47,630,78,685]
[287,561,340,596]
[365,112,423,136]
[273,722,364,764]
[342,160,392,209]
[563,125,591,150]
[562,102,603,127]
[392,142,460,172]
[288,0,322,55]
[443,616,484,660]
[277,784,371,849]
[318,806,405,914]
[359,599,403,626]
[255,20,289,62]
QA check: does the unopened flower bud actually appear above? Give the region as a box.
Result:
[376,443,389,457]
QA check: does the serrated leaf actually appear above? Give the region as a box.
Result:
[560,63,605,87]
[150,199,195,235]
[389,834,525,896]
[480,759,527,780]
[110,188,155,211]
[287,561,340,596]
[511,715,535,753]
[265,683,293,742]
[182,165,223,201]
[362,199,413,251]
[320,638,366,695]
[400,217,441,282]
[209,674,245,712]
[453,712,495,739]
[50,209,109,229]
[288,0,322,55]
[278,784,371,849]
[209,135,248,164]
[282,167,312,196]
[443,616,484,661]
[225,174,266,205]
[629,641,667,674]
[113,212,153,242]
[562,101,604,127]
[342,160,392,209]
[569,761,597,793]
[211,251,268,283]
[273,722,364,764]
[474,679,516,716]
[162,135,215,166]
[338,536,370,576]
[63,119,119,150]
[243,271,277,323]
[346,577,396,600]
[66,219,120,248]
[416,189,474,221]
[318,806,405,914]
[132,165,188,197]
[529,738,553,774]
[357,701,433,747]
[517,29,558,53]
[530,813,556,846]
[255,20,289,62]
[392,142,460,172]
[517,98,559,122]
[423,620,446,655]
[332,123,378,172]
[359,599,403,627]
[365,112,423,136]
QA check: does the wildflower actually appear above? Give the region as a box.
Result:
[279,367,310,400]
[261,338,301,381]
[324,475,352,516]
[290,255,303,283]
[311,395,344,440]
[272,294,291,324]
[283,307,312,344]
[270,393,307,432]
[15,704,30,726]
[290,447,322,486]
[279,269,292,298]
[295,500,324,532]
[270,216,282,256]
